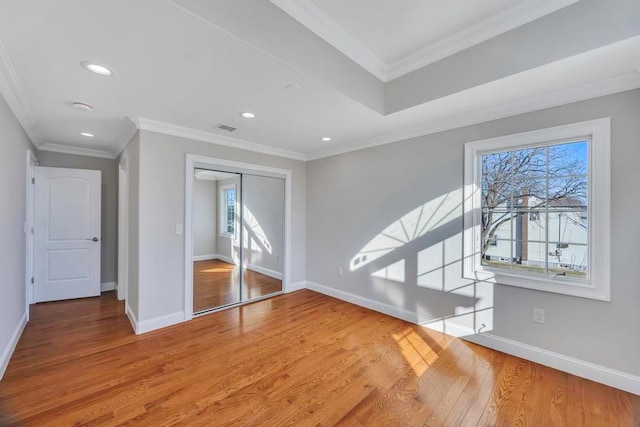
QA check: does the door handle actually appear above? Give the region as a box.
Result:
[87,237,100,242]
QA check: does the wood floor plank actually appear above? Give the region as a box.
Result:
[0,290,638,426]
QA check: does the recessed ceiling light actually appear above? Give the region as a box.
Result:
[72,101,93,112]
[321,137,332,142]
[240,112,256,119]
[285,84,302,92]
[81,61,113,76]
[80,132,95,138]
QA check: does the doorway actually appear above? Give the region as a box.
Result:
[184,155,291,320]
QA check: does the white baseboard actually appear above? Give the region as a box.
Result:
[0,310,28,380]
[306,281,433,324]
[125,301,138,334]
[101,281,117,292]
[193,253,235,263]
[464,332,640,396]
[192,255,279,280]
[193,254,218,262]
[215,254,237,265]
[136,311,185,335]
[247,263,282,280]
[305,280,640,396]
[286,281,307,293]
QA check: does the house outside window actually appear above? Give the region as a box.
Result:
[463,118,611,301]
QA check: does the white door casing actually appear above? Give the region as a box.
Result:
[34,167,101,302]
[117,158,128,301]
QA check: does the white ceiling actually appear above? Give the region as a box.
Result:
[271,0,580,80]
[0,0,638,161]
[308,0,522,62]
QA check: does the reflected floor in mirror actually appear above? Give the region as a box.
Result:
[193,259,282,312]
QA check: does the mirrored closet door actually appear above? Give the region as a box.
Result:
[192,168,284,315]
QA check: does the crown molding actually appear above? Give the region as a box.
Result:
[38,143,116,159]
[132,117,308,162]
[307,72,640,161]
[270,0,388,81]
[0,40,44,146]
[386,0,580,80]
[271,0,579,82]
[111,117,139,159]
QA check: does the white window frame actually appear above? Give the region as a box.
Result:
[219,183,237,238]
[463,118,610,301]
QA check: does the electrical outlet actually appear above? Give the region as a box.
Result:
[175,224,184,235]
[337,267,343,277]
[533,308,545,324]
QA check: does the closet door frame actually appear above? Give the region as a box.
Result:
[184,154,292,321]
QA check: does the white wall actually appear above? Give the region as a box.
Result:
[136,130,306,322]
[193,178,217,257]
[37,151,119,285]
[0,93,36,378]
[306,89,640,377]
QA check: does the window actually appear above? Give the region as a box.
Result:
[219,184,236,237]
[463,118,610,301]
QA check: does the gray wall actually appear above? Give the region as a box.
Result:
[119,132,140,319]
[37,151,118,285]
[136,130,306,321]
[306,89,640,376]
[193,178,217,257]
[0,93,36,376]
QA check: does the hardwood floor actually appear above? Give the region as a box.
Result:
[193,259,282,312]
[1,290,638,426]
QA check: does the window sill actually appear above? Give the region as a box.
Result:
[464,267,610,301]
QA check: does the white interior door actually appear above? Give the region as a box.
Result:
[34,167,101,302]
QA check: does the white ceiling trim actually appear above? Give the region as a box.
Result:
[307,71,640,161]
[270,0,388,80]
[132,117,308,162]
[271,0,579,82]
[386,0,581,80]
[38,143,117,159]
[0,40,44,146]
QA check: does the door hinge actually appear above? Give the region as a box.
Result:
[31,177,35,184]
[31,227,34,234]
[31,277,34,284]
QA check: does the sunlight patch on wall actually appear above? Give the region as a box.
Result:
[417,233,474,292]
[350,189,464,271]
[371,259,406,283]
[243,206,272,254]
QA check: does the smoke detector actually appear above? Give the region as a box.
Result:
[72,101,93,112]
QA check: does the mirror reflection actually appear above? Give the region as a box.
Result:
[192,169,284,314]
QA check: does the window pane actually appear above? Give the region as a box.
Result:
[510,146,546,178]
[548,177,587,207]
[481,181,511,209]
[482,238,512,269]
[547,242,587,279]
[482,152,511,180]
[548,141,588,177]
[479,139,590,284]
[482,210,513,244]
[511,178,546,208]
[547,212,588,245]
